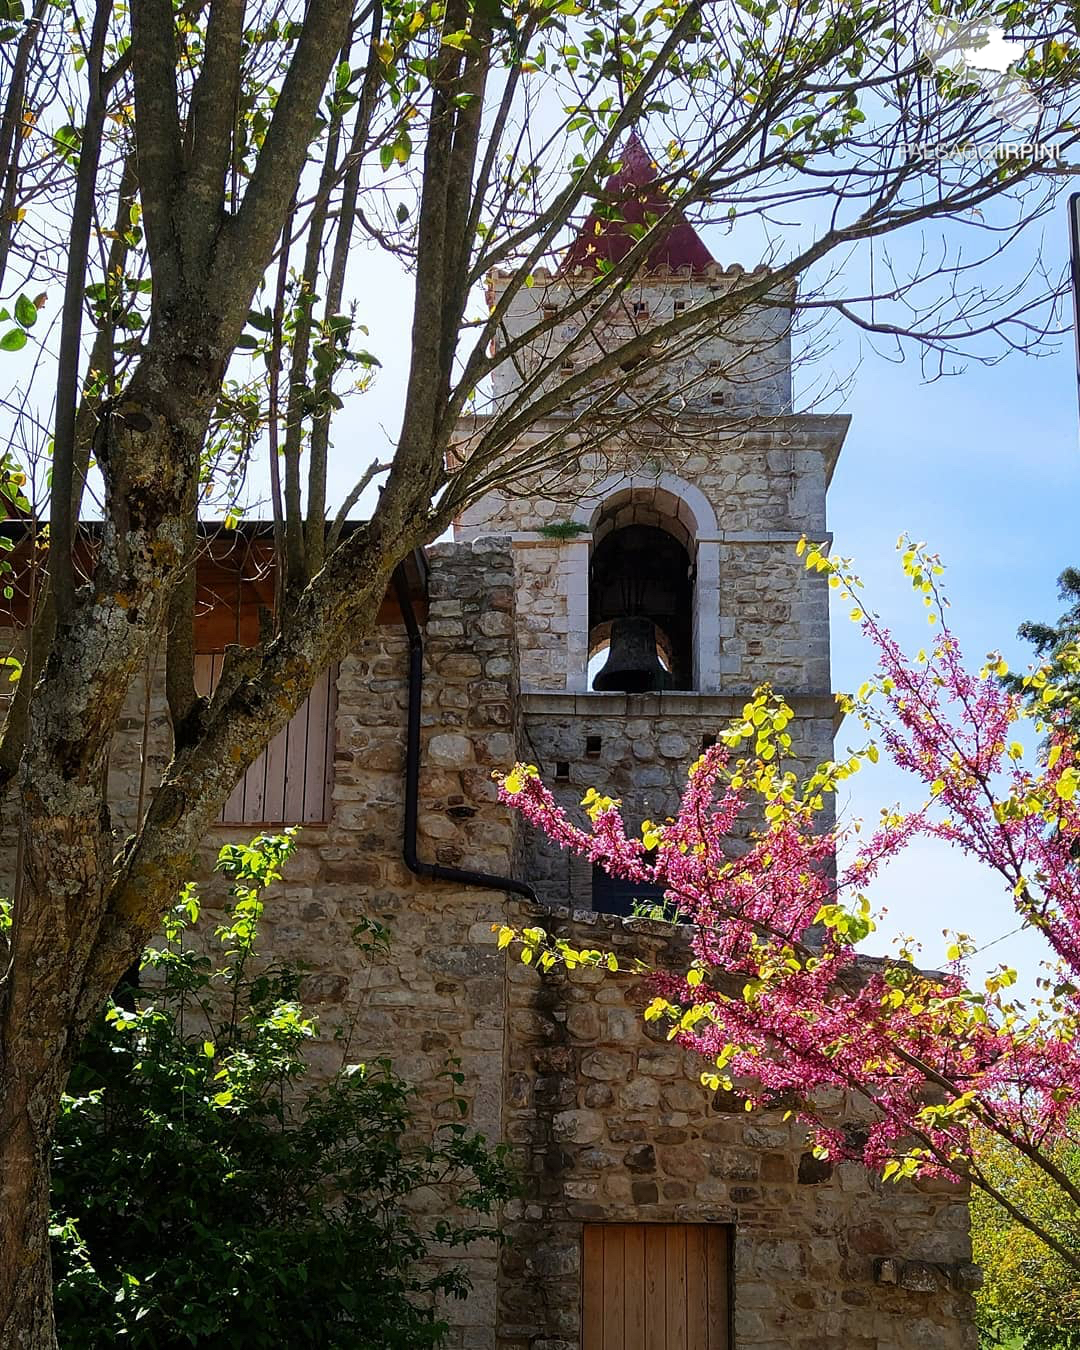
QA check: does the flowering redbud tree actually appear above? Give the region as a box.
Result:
[494,539,1080,1268]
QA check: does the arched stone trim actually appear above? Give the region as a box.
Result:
[572,470,720,541]
[566,471,722,693]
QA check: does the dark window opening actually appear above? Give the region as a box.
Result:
[589,523,694,692]
[702,733,717,750]
[555,760,570,781]
[591,863,669,918]
[585,735,602,757]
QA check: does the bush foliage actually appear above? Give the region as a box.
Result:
[50,832,514,1348]
[972,1125,1080,1350]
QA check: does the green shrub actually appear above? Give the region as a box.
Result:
[972,1126,1080,1349]
[50,832,515,1348]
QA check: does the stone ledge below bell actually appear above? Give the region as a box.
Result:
[521,690,837,717]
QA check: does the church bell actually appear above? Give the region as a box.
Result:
[593,616,668,693]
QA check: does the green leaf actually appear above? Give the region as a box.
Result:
[392,130,411,164]
[0,329,27,352]
[54,124,80,157]
[13,294,36,329]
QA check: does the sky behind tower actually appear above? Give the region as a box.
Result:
[826,234,1077,989]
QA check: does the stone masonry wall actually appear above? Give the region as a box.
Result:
[190,539,524,1349]
[457,427,842,545]
[0,541,529,1350]
[718,540,831,691]
[497,902,979,1350]
[0,536,980,1349]
[454,422,846,696]
[502,538,576,692]
[520,692,836,907]
[486,266,794,417]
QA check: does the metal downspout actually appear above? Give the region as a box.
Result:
[392,559,537,901]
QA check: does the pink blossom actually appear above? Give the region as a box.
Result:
[497,574,1080,1187]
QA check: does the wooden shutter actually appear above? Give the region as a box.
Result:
[194,654,336,825]
[582,1224,729,1350]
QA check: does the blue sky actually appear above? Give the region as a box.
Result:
[824,236,1078,989]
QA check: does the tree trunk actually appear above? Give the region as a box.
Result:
[0,0,352,1328]
[0,342,224,1345]
[0,813,107,1350]
[0,1043,65,1349]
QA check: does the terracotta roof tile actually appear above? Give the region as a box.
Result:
[562,132,715,275]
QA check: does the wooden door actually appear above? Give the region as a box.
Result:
[581,1224,729,1350]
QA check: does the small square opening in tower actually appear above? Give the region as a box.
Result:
[674,299,686,313]
[555,761,570,781]
[632,301,649,317]
[585,735,602,758]
[701,733,717,750]
[710,390,726,405]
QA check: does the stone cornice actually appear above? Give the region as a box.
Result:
[453,411,850,484]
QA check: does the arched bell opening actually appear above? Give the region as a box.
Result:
[588,522,694,692]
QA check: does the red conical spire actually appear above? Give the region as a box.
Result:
[562,133,715,275]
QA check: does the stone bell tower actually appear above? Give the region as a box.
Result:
[454,137,849,912]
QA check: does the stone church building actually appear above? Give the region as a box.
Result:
[5,152,978,1348]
